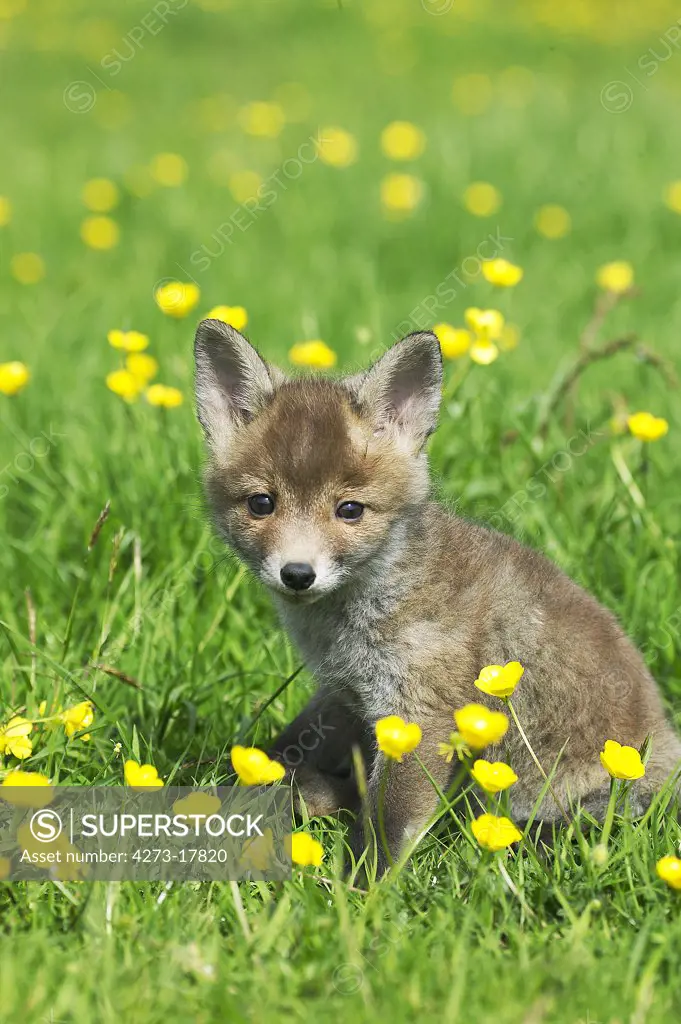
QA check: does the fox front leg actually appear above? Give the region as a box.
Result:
[348,722,453,878]
[269,689,372,817]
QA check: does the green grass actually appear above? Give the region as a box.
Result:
[2,1,681,1021]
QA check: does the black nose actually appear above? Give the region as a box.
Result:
[280,562,316,591]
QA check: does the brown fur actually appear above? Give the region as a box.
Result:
[206,380,416,580]
[194,319,681,874]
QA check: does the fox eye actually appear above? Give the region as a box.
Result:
[336,501,364,521]
[247,493,275,517]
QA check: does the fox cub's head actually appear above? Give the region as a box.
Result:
[194,320,442,603]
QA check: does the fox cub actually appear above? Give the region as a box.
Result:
[194,319,681,871]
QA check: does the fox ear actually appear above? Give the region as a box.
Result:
[348,331,442,447]
[194,319,280,449]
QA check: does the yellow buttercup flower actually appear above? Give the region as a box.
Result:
[126,353,159,383]
[471,813,522,851]
[380,121,425,161]
[596,261,633,294]
[471,760,518,794]
[434,324,471,360]
[0,716,33,760]
[17,823,83,881]
[238,101,285,138]
[481,259,523,287]
[150,152,188,187]
[124,760,164,788]
[287,832,324,867]
[464,307,504,340]
[173,792,222,819]
[0,195,12,226]
[663,181,681,214]
[600,740,645,781]
[380,173,424,217]
[375,715,422,762]
[474,661,524,699]
[205,305,248,331]
[82,177,119,212]
[289,340,337,369]
[462,182,501,217]
[10,252,45,284]
[228,171,263,203]
[453,704,509,750]
[535,204,571,239]
[16,819,84,884]
[146,384,184,408]
[1,770,52,807]
[59,701,94,740]
[107,329,149,353]
[627,412,669,443]
[317,126,358,168]
[469,341,499,366]
[231,746,285,785]
[15,822,62,858]
[463,308,504,366]
[154,281,200,318]
[0,857,9,880]
[656,855,681,890]
[106,369,143,403]
[0,361,30,396]
[241,828,275,871]
[81,215,120,250]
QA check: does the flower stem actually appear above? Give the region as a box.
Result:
[412,754,476,852]
[387,756,473,883]
[640,444,650,503]
[506,699,571,823]
[415,753,470,817]
[600,777,618,848]
[376,757,394,868]
[443,359,471,401]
